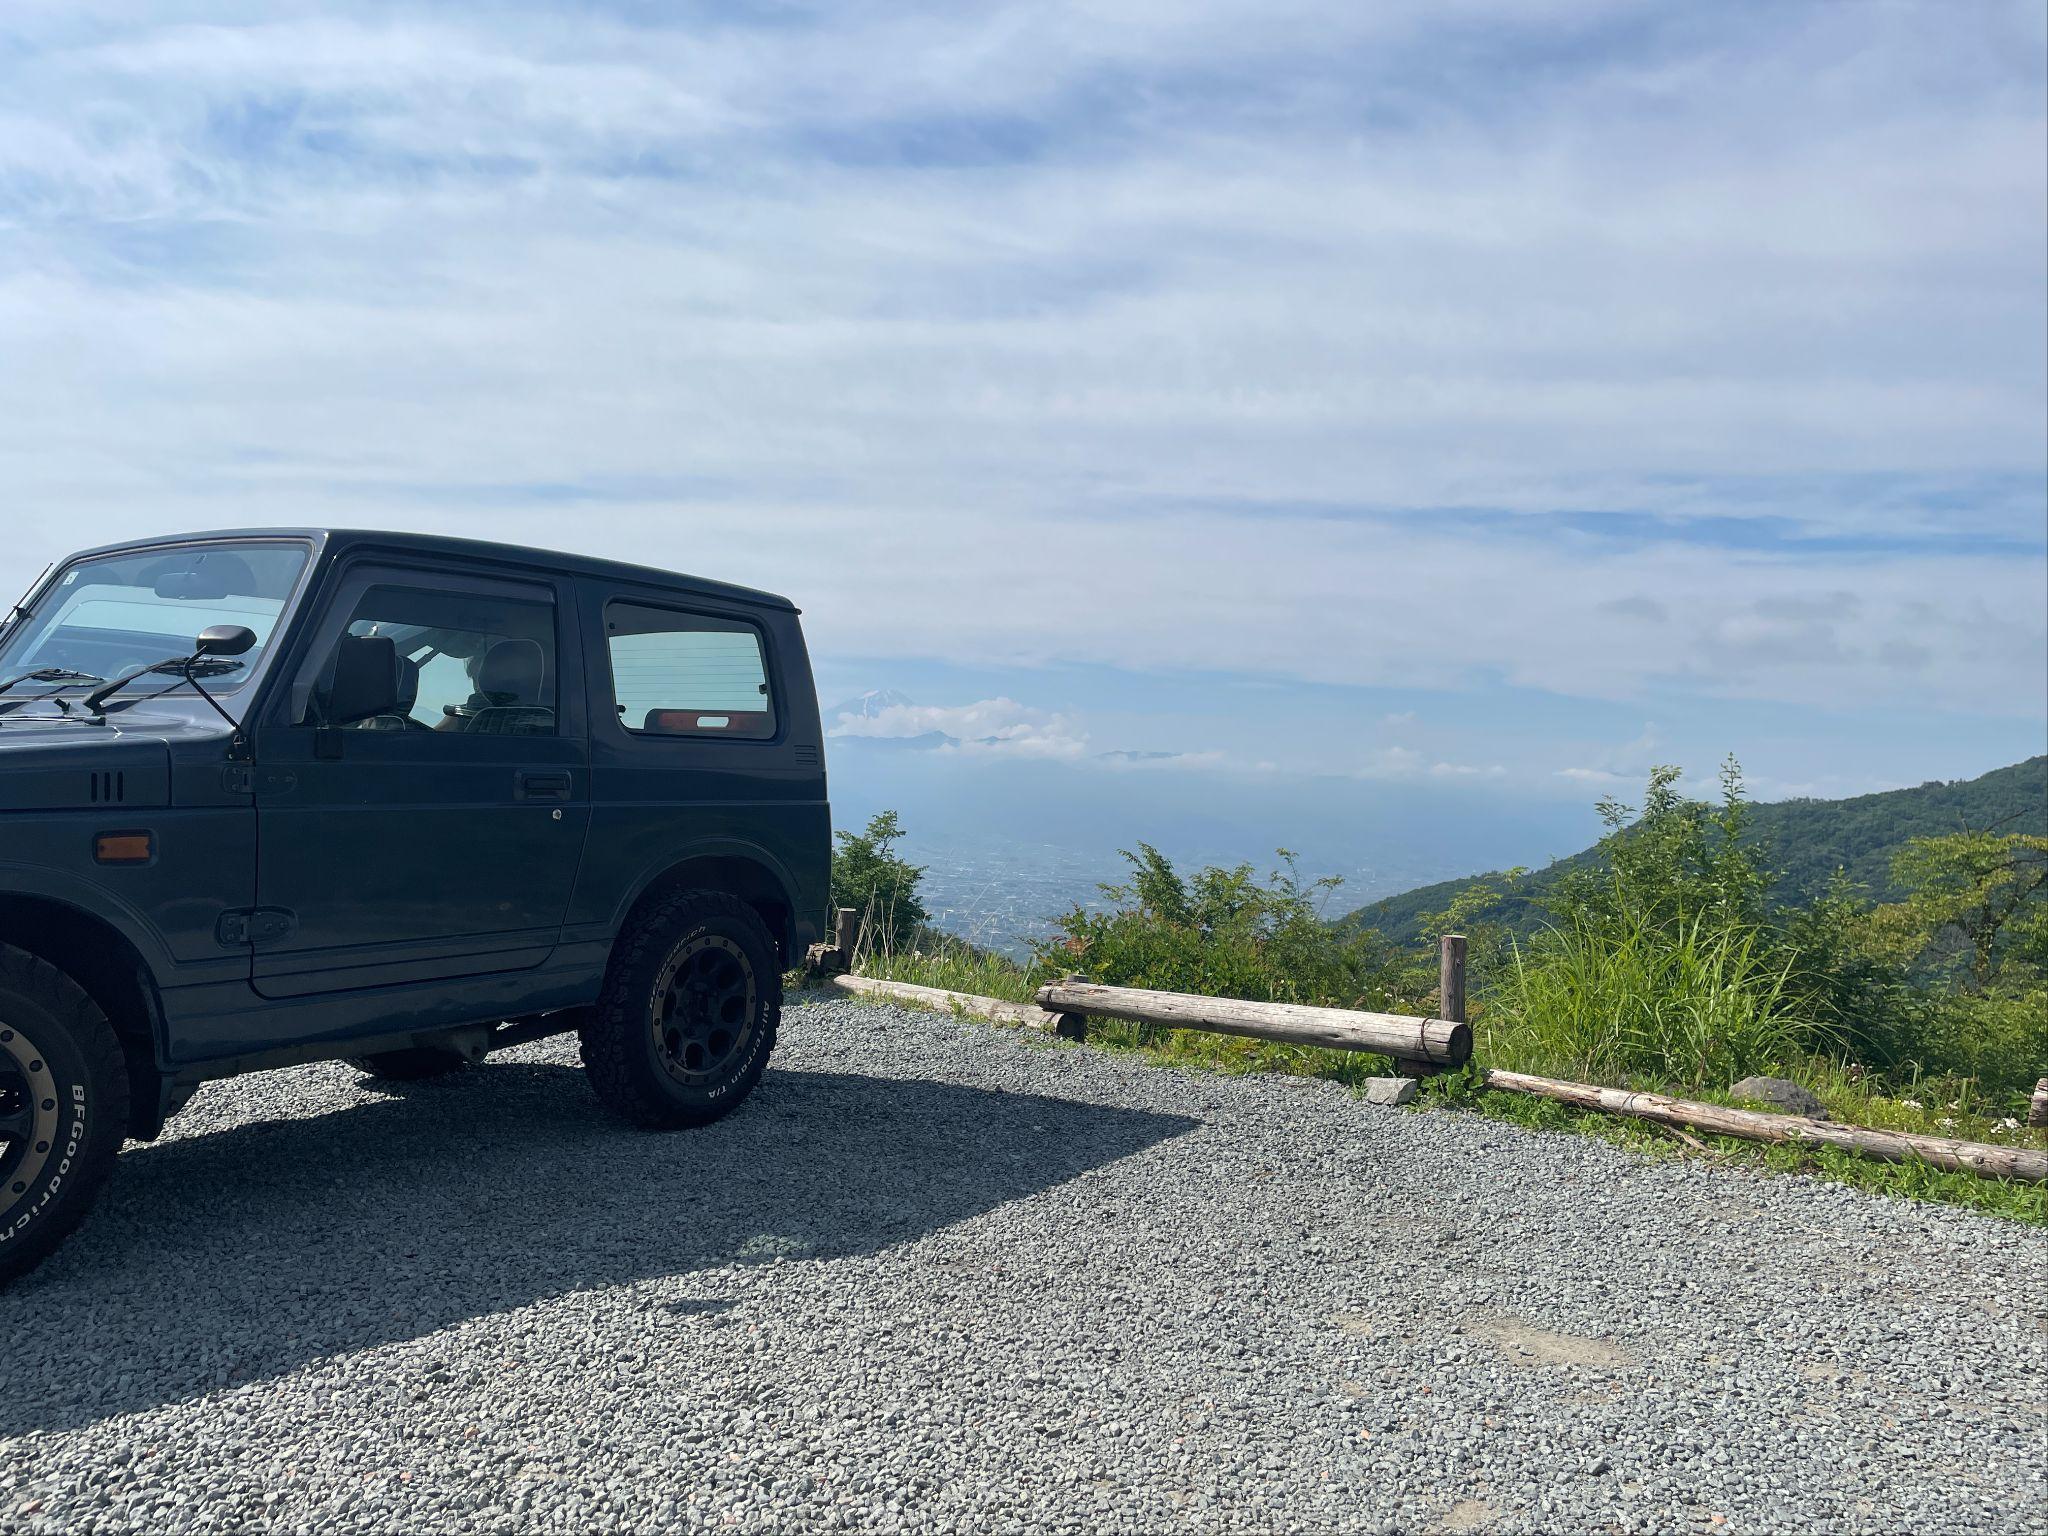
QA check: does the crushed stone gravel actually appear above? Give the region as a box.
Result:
[4,993,2044,1535]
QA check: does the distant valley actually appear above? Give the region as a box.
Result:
[823,689,2045,956]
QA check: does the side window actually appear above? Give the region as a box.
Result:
[302,582,559,737]
[607,603,775,739]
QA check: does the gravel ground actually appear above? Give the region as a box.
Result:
[4,994,2044,1536]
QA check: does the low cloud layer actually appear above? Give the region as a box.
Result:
[829,697,1090,761]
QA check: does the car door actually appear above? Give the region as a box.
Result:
[247,563,592,999]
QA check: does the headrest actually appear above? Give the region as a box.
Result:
[325,634,401,725]
[474,639,545,704]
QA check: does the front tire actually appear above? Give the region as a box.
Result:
[0,944,129,1286]
[580,891,780,1129]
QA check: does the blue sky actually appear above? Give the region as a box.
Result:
[2,1,2044,818]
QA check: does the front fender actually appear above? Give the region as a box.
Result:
[0,858,183,983]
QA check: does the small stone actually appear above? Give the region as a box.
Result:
[1364,1077,1418,1107]
[1729,1076,1826,1117]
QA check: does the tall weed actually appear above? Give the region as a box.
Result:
[1490,912,1815,1090]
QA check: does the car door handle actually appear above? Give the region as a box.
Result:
[516,771,574,801]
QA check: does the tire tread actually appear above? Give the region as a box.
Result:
[580,890,780,1129]
[0,941,130,1285]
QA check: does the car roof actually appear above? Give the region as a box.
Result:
[62,527,799,612]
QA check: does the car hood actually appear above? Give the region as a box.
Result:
[0,711,227,811]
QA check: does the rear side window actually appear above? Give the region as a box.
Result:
[607,603,775,739]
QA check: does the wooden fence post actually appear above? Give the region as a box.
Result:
[1388,933,1466,1078]
[2030,1077,2048,1129]
[1053,973,1089,1043]
[1439,934,1467,1030]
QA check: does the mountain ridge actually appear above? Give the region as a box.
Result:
[1343,756,2048,945]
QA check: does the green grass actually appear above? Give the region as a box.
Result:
[832,939,2048,1225]
[1420,1067,2047,1223]
[859,942,1040,1005]
[1486,912,1813,1090]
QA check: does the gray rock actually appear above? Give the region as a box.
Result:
[1730,1075,1827,1118]
[1364,1077,1419,1106]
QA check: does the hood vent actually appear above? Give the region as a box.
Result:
[88,770,126,804]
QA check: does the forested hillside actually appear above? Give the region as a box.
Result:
[1347,757,2047,945]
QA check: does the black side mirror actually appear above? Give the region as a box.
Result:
[322,635,404,725]
[195,624,257,657]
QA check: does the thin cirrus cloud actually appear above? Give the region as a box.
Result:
[0,1,2041,797]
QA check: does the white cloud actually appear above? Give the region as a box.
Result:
[1355,746,1424,779]
[1354,747,1508,780]
[1094,748,1230,772]
[830,696,1089,760]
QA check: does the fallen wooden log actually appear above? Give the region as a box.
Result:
[830,973,1060,1031]
[1482,1068,2048,1184]
[1034,980,1472,1067]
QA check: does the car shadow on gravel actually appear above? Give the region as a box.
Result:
[2,1062,1196,1436]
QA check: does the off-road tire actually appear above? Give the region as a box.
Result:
[580,890,780,1129]
[0,943,129,1286]
[346,1047,470,1081]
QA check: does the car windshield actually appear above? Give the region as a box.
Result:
[0,541,310,691]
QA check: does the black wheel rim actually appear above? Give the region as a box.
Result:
[650,934,757,1087]
[0,1023,60,1211]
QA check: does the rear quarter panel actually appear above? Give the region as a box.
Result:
[563,583,830,953]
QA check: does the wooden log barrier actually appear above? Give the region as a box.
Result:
[830,972,1061,1031]
[1482,1068,2048,1184]
[1033,980,1473,1067]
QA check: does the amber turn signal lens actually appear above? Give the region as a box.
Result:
[93,831,154,864]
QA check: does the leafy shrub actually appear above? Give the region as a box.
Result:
[1478,763,2047,1103]
[1845,829,2048,1105]
[1478,760,1823,1087]
[829,810,928,956]
[1027,844,1423,1015]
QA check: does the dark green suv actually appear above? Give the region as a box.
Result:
[0,529,830,1282]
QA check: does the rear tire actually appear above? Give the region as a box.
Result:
[580,891,780,1129]
[347,1047,470,1081]
[0,944,129,1286]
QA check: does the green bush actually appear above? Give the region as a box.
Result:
[1026,844,1423,1015]
[829,810,928,957]
[1464,764,2047,1108]
[1477,761,1823,1088]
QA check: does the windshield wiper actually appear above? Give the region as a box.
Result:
[0,667,106,717]
[83,657,244,718]
[0,666,104,695]
[82,626,258,740]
